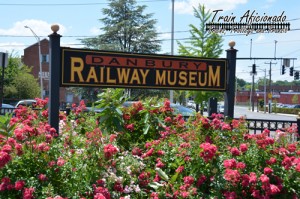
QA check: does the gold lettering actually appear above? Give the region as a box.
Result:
[70,57,84,82]
[86,67,98,82]
[139,69,149,85]
[106,67,116,84]
[156,70,166,85]
[167,71,177,85]
[178,71,187,85]
[189,71,197,86]
[117,68,131,84]
[198,72,207,86]
[100,67,104,83]
[208,65,220,86]
[130,69,141,84]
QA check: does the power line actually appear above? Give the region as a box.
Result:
[286,18,300,21]
[1,28,300,41]
[0,0,168,6]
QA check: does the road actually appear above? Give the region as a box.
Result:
[234,106,297,121]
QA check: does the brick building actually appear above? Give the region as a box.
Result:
[236,90,300,105]
[23,39,80,107]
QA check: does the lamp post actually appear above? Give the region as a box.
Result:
[169,0,175,103]
[25,25,43,99]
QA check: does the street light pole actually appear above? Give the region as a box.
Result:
[169,0,175,103]
[25,25,43,99]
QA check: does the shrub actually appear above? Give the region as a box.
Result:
[0,93,299,198]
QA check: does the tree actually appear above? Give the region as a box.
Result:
[177,4,223,112]
[81,0,160,53]
[292,94,298,104]
[80,0,162,101]
[12,73,40,99]
[2,55,40,100]
[237,78,247,89]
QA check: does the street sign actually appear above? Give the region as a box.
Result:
[268,92,272,99]
[0,53,8,68]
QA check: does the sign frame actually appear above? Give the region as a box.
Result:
[60,47,228,91]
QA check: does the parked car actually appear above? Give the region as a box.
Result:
[217,104,224,114]
[292,104,300,109]
[84,107,103,113]
[0,103,15,115]
[170,103,196,118]
[15,99,37,108]
[186,100,196,109]
[122,101,195,118]
[186,101,207,112]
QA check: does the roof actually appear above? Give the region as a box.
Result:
[24,38,49,50]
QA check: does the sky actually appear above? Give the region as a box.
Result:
[0,0,299,83]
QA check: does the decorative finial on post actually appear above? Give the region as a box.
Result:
[228,40,236,49]
[51,24,60,33]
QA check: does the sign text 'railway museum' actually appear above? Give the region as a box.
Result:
[60,48,227,91]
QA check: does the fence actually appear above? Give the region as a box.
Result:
[1,107,300,137]
[237,118,299,135]
[0,107,15,115]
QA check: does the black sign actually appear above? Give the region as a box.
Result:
[60,47,227,91]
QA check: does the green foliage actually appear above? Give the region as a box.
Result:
[236,78,247,89]
[129,89,168,101]
[292,94,299,104]
[177,4,224,108]
[12,73,40,99]
[95,88,127,134]
[0,99,299,198]
[67,87,102,105]
[173,90,187,105]
[177,4,223,58]
[119,98,168,150]
[81,0,160,53]
[2,55,40,99]
[0,114,15,139]
[79,0,162,100]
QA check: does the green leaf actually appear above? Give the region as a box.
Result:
[148,182,163,190]
[143,124,150,135]
[0,114,15,137]
[115,107,123,115]
[170,172,179,184]
[155,168,169,181]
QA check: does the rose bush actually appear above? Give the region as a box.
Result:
[0,89,299,198]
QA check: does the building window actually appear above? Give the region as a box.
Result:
[42,54,49,63]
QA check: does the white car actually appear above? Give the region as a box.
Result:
[15,99,37,108]
[218,104,224,114]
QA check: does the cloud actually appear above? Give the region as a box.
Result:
[0,19,66,37]
[0,42,25,56]
[254,34,266,43]
[173,0,248,14]
[0,19,67,55]
[89,27,102,35]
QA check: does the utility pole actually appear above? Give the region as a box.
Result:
[250,63,257,112]
[251,73,255,111]
[0,53,8,108]
[263,69,267,113]
[264,61,277,113]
